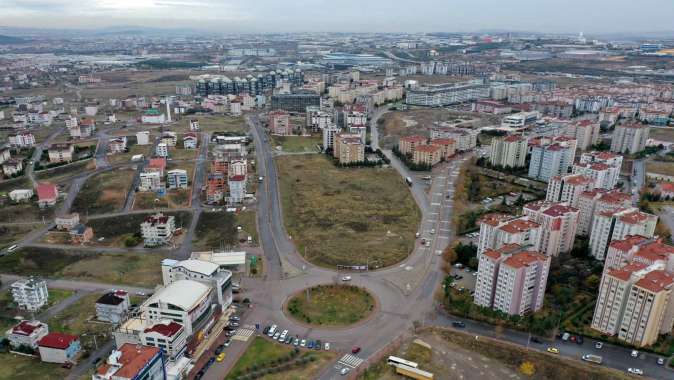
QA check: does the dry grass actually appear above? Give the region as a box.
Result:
[171,115,246,133]
[277,154,420,268]
[58,252,163,288]
[72,168,136,215]
[0,203,54,224]
[646,160,674,177]
[650,128,674,143]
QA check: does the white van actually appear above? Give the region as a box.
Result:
[267,324,277,337]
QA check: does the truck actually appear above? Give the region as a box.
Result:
[405,177,413,186]
[581,354,603,364]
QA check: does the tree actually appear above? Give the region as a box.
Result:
[519,361,536,376]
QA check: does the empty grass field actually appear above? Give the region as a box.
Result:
[287,284,375,326]
[646,160,674,177]
[35,159,94,183]
[172,115,247,133]
[133,189,191,210]
[47,292,110,352]
[71,168,136,215]
[0,203,54,224]
[0,353,69,380]
[0,225,35,250]
[270,135,321,153]
[277,154,420,268]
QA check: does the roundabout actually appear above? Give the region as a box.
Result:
[285,284,377,327]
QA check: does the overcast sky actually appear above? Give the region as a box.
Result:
[3,0,674,35]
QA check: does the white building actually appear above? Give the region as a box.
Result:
[430,125,478,152]
[5,320,49,349]
[156,143,168,158]
[141,213,176,247]
[589,208,658,260]
[573,151,623,190]
[489,134,528,168]
[140,320,187,361]
[477,214,541,256]
[322,124,341,152]
[139,171,162,192]
[546,174,595,208]
[9,189,34,202]
[11,277,48,312]
[611,124,650,154]
[227,175,247,204]
[528,136,577,182]
[140,280,214,336]
[161,258,233,310]
[95,290,131,324]
[577,190,632,236]
[523,201,579,257]
[136,131,150,146]
[565,120,600,151]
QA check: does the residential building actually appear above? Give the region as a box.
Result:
[206,173,226,203]
[565,120,600,151]
[229,160,247,177]
[523,201,579,257]
[405,81,489,106]
[9,189,33,202]
[136,131,150,145]
[577,190,632,236]
[413,144,442,167]
[38,333,81,364]
[141,213,176,247]
[95,290,131,323]
[36,182,58,208]
[589,208,658,260]
[5,320,49,350]
[472,100,512,114]
[528,136,577,182]
[141,109,166,124]
[306,107,333,132]
[227,175,247,204]
[270,92,321,113]
[183,133,197,149]
[489,135,528,168]
[147,158,166,176]
[48,143,74,163]
[11,277,49,312]
[430,126,478,151]
[69,224,94,244]
[347,124,367,144]
[430,138,456,160]
[546,174,595,208]
[155,142,168,158]
[189,119,200,131]
[108,137,127,154]
[398,135,427,155]
[474,244,550,316]
[93,343,165,380]
[269,110,292,136]
[167,169,188,190]
[139,171,162,192]
[604,236,674,274]
[8,131,35,148]
[140,320,187,361]
[334,134,365,164]
[322,124,341,152]
[573,151,623,190]
[611,124,650,154]
[477,214,541,255]
[160,132,178,147]
[140,280,214,336]
[2,159,23,177]
[161,258,233,310]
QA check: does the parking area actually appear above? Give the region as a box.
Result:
[448,264,477,293]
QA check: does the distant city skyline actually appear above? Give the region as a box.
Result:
[3,0,674,36]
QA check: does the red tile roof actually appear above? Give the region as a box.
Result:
[38,332,78,349]
[400,135,427,143]
[503,251,546,269]
[36,182,58,201]
[11,320,44,336]
[607,262,647,281]
[96,344,161,379]
[499,218,540,234]
[635,270,674,293]
[143,321,183,337]
[229,174,246,181]
[609,235,649,252]
[415,144,441,153]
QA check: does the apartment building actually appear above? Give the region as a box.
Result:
[306,106,333,132]
[528,136,577,182]
[140,280,213,336]
[94,344,165,380]
[9,130,35,147]
[48,143,74,163]
[523,201,579,257]
[183,133,197,149]
[477,214,541,255]
[430,126,478,152]
[136,131,150,145]
[565,120,600,151]
[189,119,200,131]
[398,135,427,155]
[322,124,341,152]
[577,189,632,236]
[162,131,178,146]
[604,236,674,274]
[108,137,127,154]
[139,171,162,192]
[611,124,650,154]
[5,320,49,349]
[413,144,442,167]
[268,110,292,136]
[167,169,188,190]
[474,244,550,316]
[140,320,187,361]
[11,277,48,312]
[2,159,23,177]
[589,208,658,260]
[95,290,131,323]
[489,134,528,168]
[227,175,247,204]
[334,134,365,164]
[573,151,623,190]
[206,173,225,203]
[161,258,233,310]
[147,158,166,176]
[141,213,176,247]
[38,333,81,364]
[546,174,595,208]
[155,143,168,157]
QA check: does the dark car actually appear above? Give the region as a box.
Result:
[215,345,224,355]
[530,337,542,344]
[263,326,270,335]
[207,357,216,366]
[315,340,322,350]
[452,321,466,328]
[352,346,361,354]
[285,336,293,344]
[576,336,584,345]
[307,340,314,349]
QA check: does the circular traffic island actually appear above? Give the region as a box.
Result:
[286,284,376,327]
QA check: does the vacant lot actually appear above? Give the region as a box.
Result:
[271,135,321,153]
[193,211,238,250]
[72,168,135,215]
[48,292,110,352]
[646,160,674,177]
[650,127,674,143]
[133,189,190,210]
[35,160,94,183]
[225,337,336,380]
[287,285,375,326]
[86,211,191,248]
[0,247,163,287]
[0,353,69,380]
[0,225,35,250]
[0,203,54,224]
[277,155,419,268]
[173,115,246,133]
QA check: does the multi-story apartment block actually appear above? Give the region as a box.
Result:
[589,208,658,260]
[95,290,131,323]
[546,174,595,208]
[141,213,176,247]
[108,137,127,154]
[139,171,162,192]
[528,136,577,182]
[474,244,550,316]
[489,134,528,168]
[189,119,200,131]
[167,169,188,190]
[306,106,333,133]
[268,110,292,136]
[48,143,74,163]
[577,189,632,236]
[523,201,579,257]
[398,135,427,155]
[565,120,600,151]
[94,343,166,380]
[334,134,365,164]
[413,144,442,167]
[8,130,35,148]
[11,277,48,312]
[611,124,650,154]
[206,173,225,203]
[573,151,623,190]
[430,126,478,152]
[477,214,541,255]
[160,132,177,147]
[156,142,168,157]
[183,133,197,149]
[5,320,49,349]
[227,175,247,204]
[604,236,674,274]
[430,138,456,160]
[136,131,150,145]
[322,124,341,152]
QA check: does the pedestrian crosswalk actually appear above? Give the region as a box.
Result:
[338,354,364,368]
[233,328,255,341]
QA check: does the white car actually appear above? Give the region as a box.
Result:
[300,339,307,347]
[627,368,643,375]
[341,276,352,282]
[594,342,603,349]
[324,342,330,351]
[631,350,639,358]
[340,368,350,376]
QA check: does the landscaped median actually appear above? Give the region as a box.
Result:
[285,284,376,327]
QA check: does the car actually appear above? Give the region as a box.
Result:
[230,316,240,321]
[341,276,352,282]
[464,268,471,273]
[293,338,300,346]
[340,367,350,376]
[300,339,307,347]
[216,352,226,362]
[576,336,584,345]
[279,329,288,340]
[285,336,293,344]
[315,340,322,350]
[207,357,216,366]
[229,322,240,328]
[627,368,643,375]
[657,357,665,365]
[225,330,236,337]
[631,350,639,358]
[570,335,577,343]
[530,337,542,344]
[452,321,465,328]
[455,275,463,280]
[351,346,361,354]
[324,342,330,351]
[472,272,478,276]
[307,340,314,349]
[547,347,560,354]
[215,345,224,355]
[267,324,277,337]
[223,339,231,347]
[273,331,281,340]
[430,229,436,234]
[561,332,570,341]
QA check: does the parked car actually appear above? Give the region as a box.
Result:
[576,336,584,345]
[547,347,560,354]
[352,346,361,354]
[324,342,330,351]
[627,368,643,375]
[631,350,639,358]
[594,341,603,349]
[307,340,314,349]
[293,338,300,346]
[300,339,307,347]
[215,345,224,355]
[223,339,231,347]
[452,321,465,328]
[285,336,293,344]
[340,368,350,376]
[315,340,322,350]
[216,352,226,362]
[273,331,281,340]
[341,276,352,282]
[657,358,665,365]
